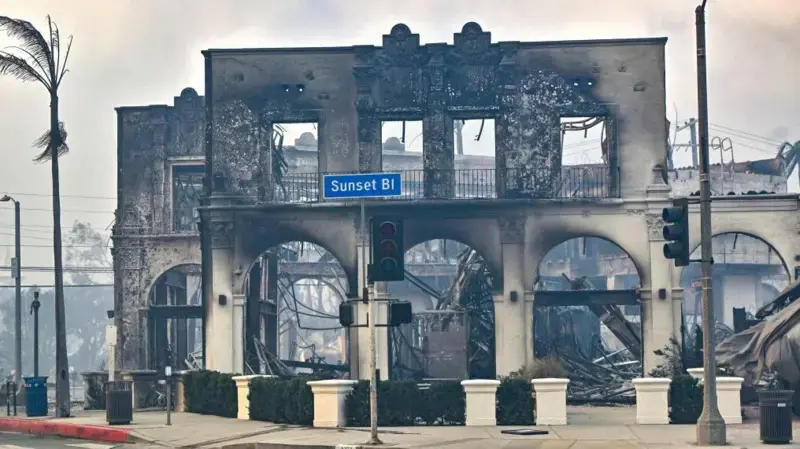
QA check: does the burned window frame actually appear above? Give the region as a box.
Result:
[171,163,204,232]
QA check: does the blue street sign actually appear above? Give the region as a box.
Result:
[322,173,402,200]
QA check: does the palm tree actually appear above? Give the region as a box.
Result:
[0,15,73,417]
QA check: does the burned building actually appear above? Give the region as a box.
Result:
[113,23,800,379]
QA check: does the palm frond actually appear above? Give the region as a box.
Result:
[0,16,52,72]
[0,51,48,86]
[56,35,72,87]
[32,121,69,162]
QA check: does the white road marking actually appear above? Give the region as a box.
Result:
[65,445,115,449]
[0,445,34,449]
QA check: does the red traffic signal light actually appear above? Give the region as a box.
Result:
[371,217,404,282]
[379,221,396,238]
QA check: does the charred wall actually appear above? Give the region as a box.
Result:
[113,87,205,369]
[204,22,668,201]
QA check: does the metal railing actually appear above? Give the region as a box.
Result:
[270,166,616,203]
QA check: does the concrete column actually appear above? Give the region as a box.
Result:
[632,378,671,424]
[232,294,245,374]
[232,374,275,420]
[207,220,236,373]
[644,250,676,374]
[644,178,676,374]
[307,379,358,428]
[495,239,527,375]
[524,290,535,365]
[461,380,501,426]
[532,378,570,425]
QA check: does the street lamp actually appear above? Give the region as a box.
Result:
[30,286,41,377]
[0,195,21,385]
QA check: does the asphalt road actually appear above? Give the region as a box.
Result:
[0,432,142,449]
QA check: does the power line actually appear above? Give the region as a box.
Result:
[0,207,113,215]
[0,284,113,288]
[0,266,112,273]
[0,192,116,200]
[708,123,784,145]
[0,244,105,248]
[0,223,111,232]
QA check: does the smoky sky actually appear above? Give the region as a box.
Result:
[0,0,797,281]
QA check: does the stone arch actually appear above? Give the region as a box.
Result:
[143,261,203,371]
[239,231,356,298]
[536,234,645,287]
[144,262,202,301]
[534,235,643,363]
[403,225,502,290]
[680,232,791,337]
[686,231,790,277]
[141,239,202,308]
[240,240,352,368]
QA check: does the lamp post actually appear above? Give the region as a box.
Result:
[31,287,41,377]
[0,195,21,385]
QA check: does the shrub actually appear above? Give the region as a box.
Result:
[669,374,703,424]
[183,370,237,418]
[346,380,465,426]
[496,377,533,425]
[514,356,568,380]
[420,381,465,425]
[249,377,314,425]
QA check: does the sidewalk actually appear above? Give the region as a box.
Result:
[1,406,799,448]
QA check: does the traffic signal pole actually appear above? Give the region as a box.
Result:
[694,0,726,445]
[362,200,381,445]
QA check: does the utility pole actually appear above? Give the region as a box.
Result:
[695,1,727,445]
[0,195,21,385]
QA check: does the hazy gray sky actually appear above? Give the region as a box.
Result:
[0,0,797,283]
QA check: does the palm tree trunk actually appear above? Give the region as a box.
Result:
[50,92,70,417]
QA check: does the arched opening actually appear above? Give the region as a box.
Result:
[680,232,790,365]
[386,239,496,380]
[146,264,203,371]
[536,236,642,401]
[243,241,350,377]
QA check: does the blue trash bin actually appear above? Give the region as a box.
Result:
[24,376,48,417]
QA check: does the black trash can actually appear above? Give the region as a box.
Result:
[105,380,133,425]
[759,389,793,444]
[23,376,48,417]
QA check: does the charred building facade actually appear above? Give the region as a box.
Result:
[113,23,800,379]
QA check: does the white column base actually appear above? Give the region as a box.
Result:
[717,376,744,424]
[532,378,569,426]
[232,375,275,420]
[307,380,358,428]
[632,378,671,425]
[687,368,704,382]
[461,380,500,427]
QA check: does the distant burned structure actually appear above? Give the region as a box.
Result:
[112,23,800,382]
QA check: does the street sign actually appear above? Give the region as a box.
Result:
[322,173,402,200]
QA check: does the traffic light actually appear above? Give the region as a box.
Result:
[339,302,354,327]
[662,198,690,267]
[388,301,413,326]
[371,216,404,282]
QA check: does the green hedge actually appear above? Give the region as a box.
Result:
[249,377,314,425]
[183,370,237,418]
[669,374,703,424]
[496,378,534,425]
[346,380,465,426]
